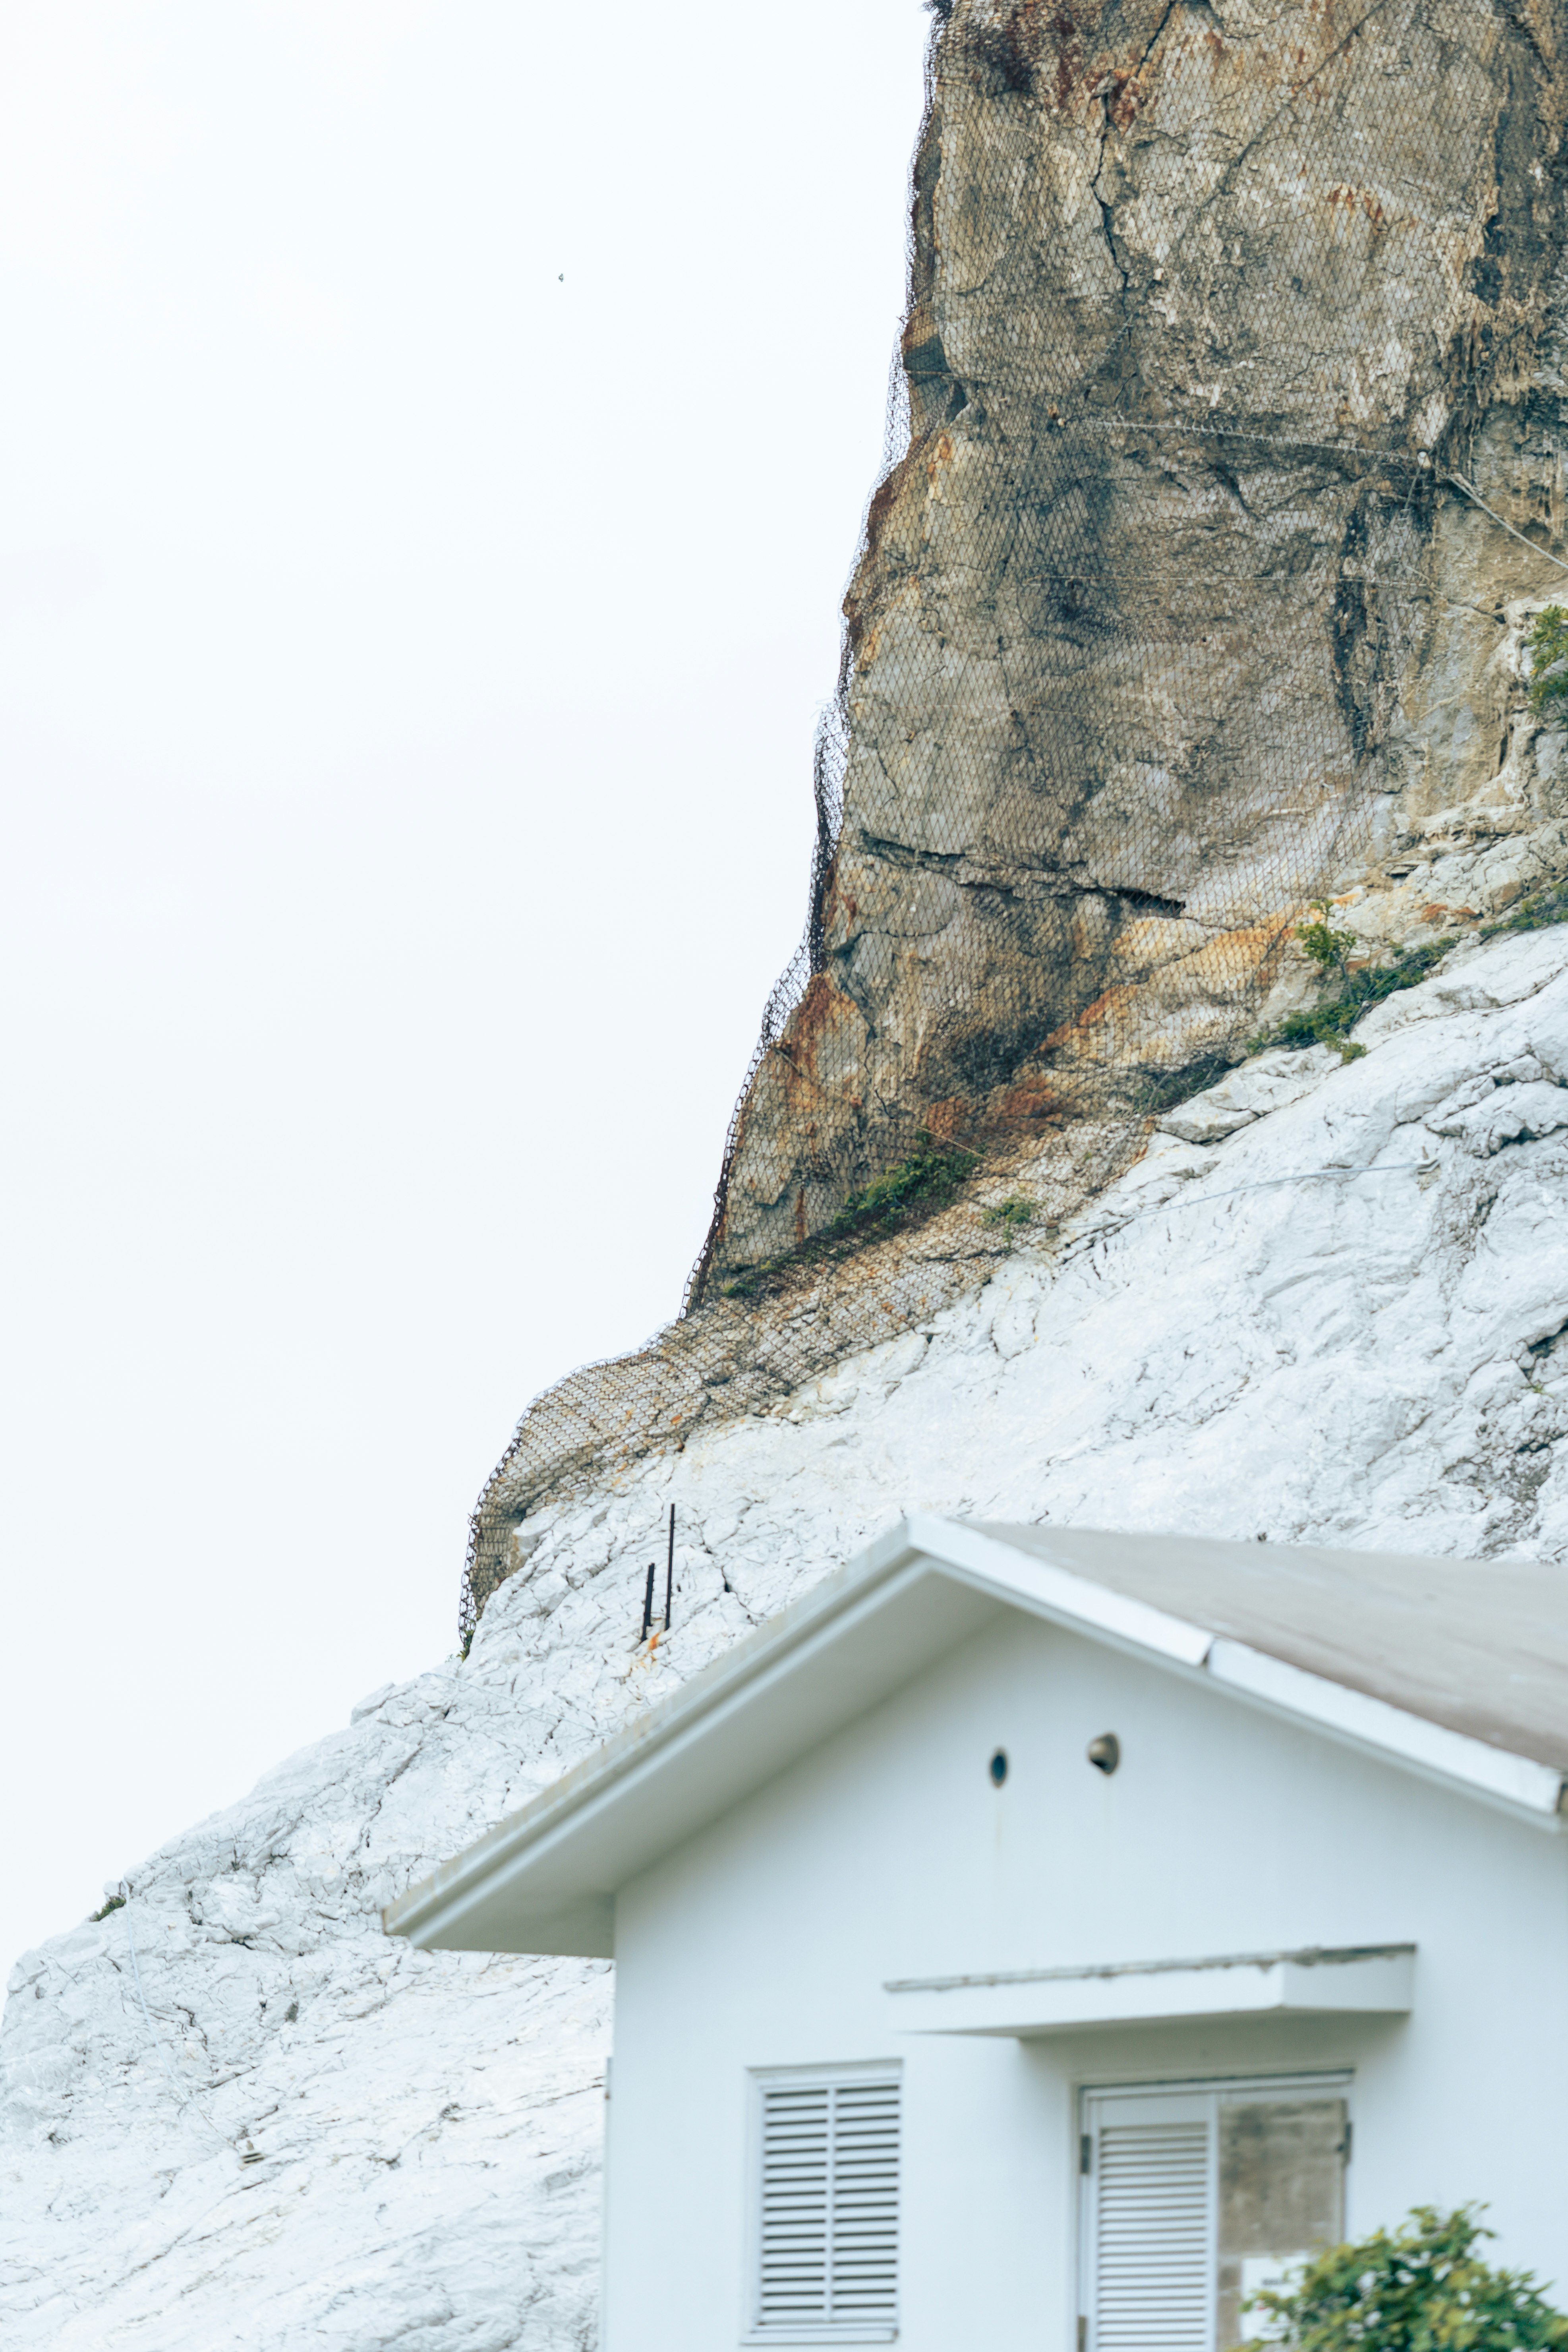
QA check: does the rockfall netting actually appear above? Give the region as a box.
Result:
[461,0,1568,1636]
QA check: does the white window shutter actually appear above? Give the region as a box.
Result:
[758,2075,901,2330]
[829,2079,901,2321]
[759,2085,830,2325]
[1093,2116,1213,2352]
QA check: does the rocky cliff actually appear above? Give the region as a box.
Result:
[8,920,1568,2348]
[456,0,1568,1625]
[708,0,1568,1279]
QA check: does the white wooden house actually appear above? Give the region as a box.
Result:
[386,1517,1568,2352]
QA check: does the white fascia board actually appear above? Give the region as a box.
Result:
[383,1540,918,1947]
[886,1945,1416,2037]
[1207,1638,1566,1826]
[902,1513,1213,1668]
[385,1534,996,1953]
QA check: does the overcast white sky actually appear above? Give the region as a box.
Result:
[0,0,930,1973]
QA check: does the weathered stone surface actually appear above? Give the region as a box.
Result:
[709,0,1568,1279]
[10,920,1568,2348]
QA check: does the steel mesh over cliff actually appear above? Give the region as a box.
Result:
[462,0,1568,1635]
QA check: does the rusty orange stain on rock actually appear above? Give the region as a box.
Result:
[789,972,844,1061]
[1326,182,1388,228]
[995,1082,1065,1124]
[1105,71,1143,129]
[923,1095,976,1141]
[1044,985,1135,1044]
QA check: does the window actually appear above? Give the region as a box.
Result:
[751,2068,901,2340]
[1080,2075,1349,2352]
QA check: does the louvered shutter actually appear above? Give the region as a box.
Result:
[757,2075,901,2330]
[759,2084,830,2325]
[1089,2099,1214,2352]
[829,2078,900,2322]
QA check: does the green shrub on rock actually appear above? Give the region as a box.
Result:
[1251,936,1450,1061]
[1526,606,1568,716]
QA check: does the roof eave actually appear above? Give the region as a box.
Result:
[384,1517,1566,1958]
[383,1521,934,1950]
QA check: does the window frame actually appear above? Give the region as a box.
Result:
[1077,2070,1353,2352]
[742,2060,903,2348]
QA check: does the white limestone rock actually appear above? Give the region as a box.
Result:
[1155,1047,1340,1143]
[7,921,1568,2350]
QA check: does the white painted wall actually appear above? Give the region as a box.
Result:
[604,1615,1568,2352]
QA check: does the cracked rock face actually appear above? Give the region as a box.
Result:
[708,0,1568,1280]
[9,921,1568,2349]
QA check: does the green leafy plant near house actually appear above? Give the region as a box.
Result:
[1248,2205,1568,2351]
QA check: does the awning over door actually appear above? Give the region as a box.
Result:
[883,1942,1415,2036]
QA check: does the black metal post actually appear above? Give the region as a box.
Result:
[665,1505,675,1632]
[641,1563,655,1642]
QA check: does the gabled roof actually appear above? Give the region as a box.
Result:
[988,1522,1568,1769]
[383,1517,1568,1959]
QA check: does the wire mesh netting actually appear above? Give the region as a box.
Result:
[461,0,1568,1635]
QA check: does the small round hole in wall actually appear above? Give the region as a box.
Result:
[989,1748,1009,1787]
[1086,1733,1120,1776]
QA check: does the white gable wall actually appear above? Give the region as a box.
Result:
[603,1613,1568,2352]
